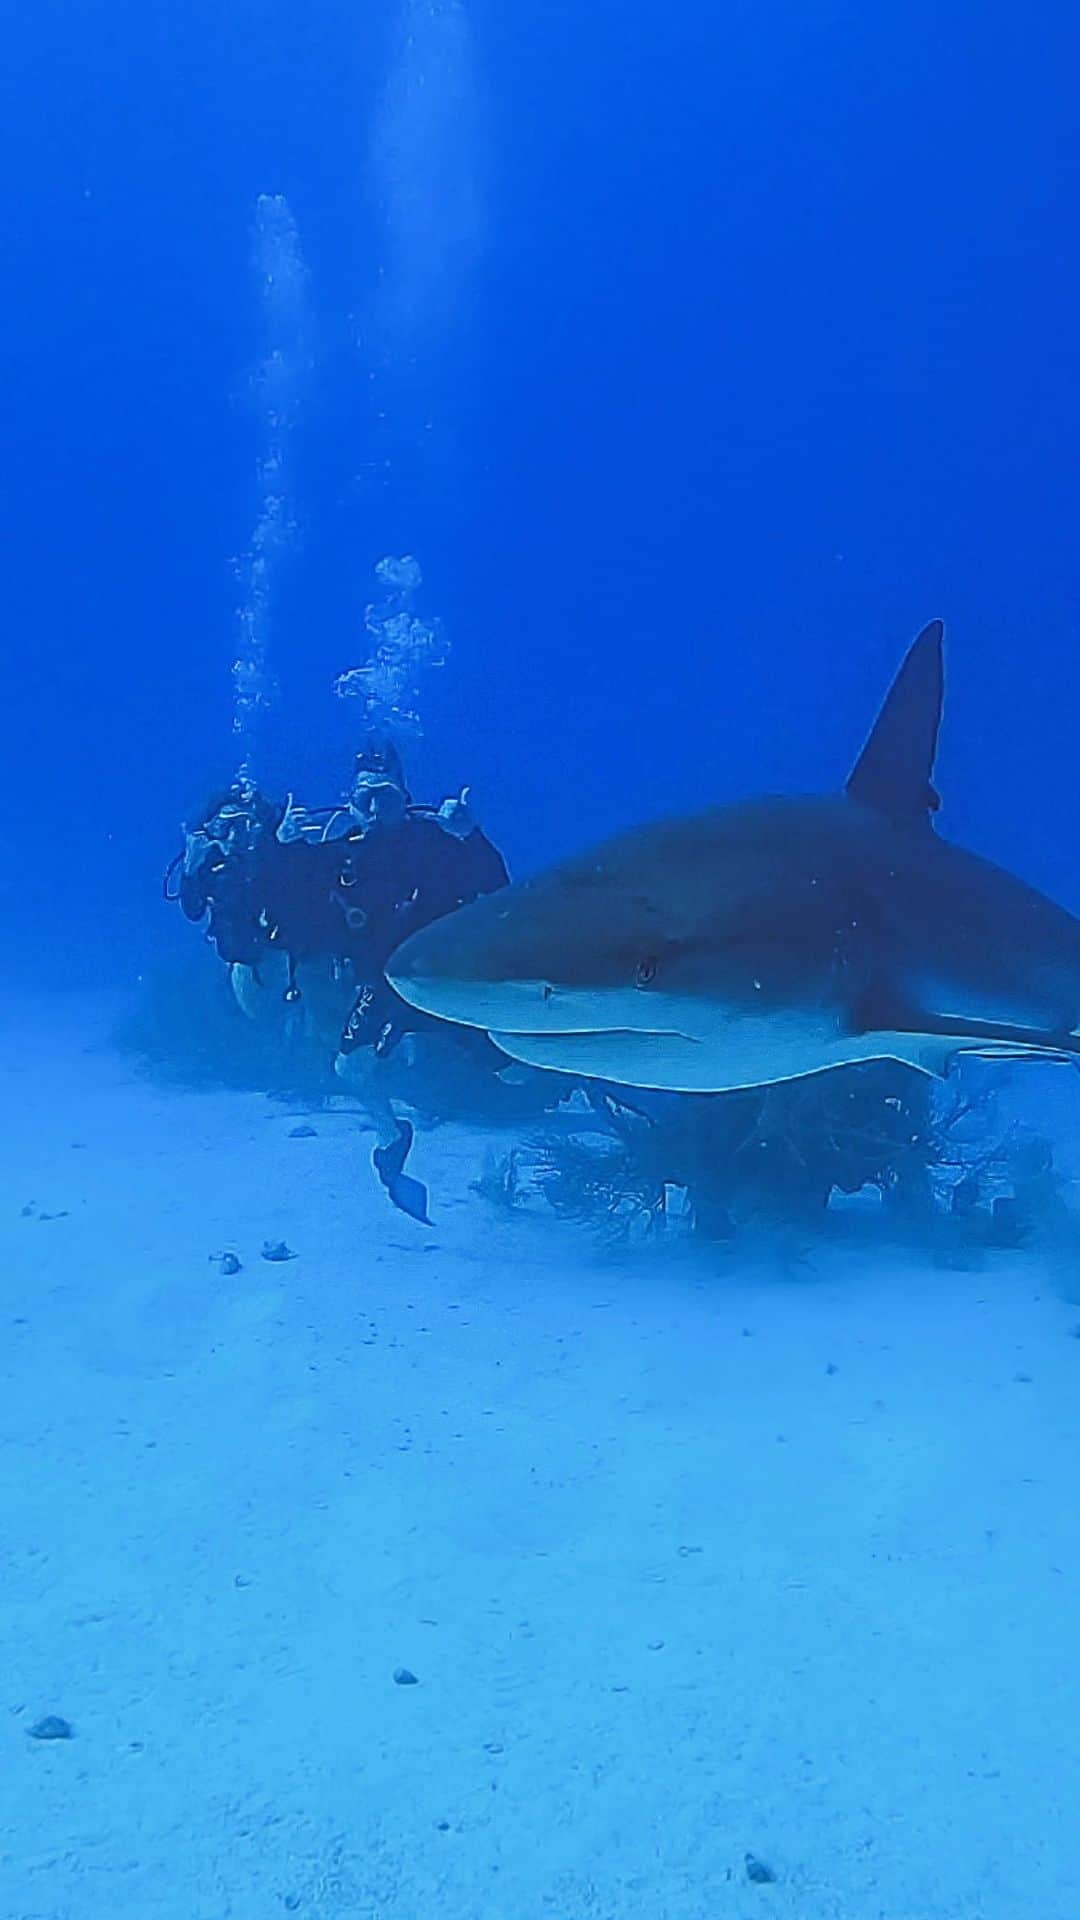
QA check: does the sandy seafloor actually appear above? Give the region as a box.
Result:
[3,997,1080,1920]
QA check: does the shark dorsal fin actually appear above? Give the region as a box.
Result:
[846,619,944,821]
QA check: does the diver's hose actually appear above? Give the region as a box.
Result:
[162,851,184,902]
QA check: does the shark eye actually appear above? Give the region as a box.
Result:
[635,956,658,988]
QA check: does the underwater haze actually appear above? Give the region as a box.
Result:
[4,1,1080,1916]
[6,0,1079,978]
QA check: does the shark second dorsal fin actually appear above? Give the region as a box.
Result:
[846,620,945,821]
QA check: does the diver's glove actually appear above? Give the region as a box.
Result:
[181,824,224,882]
[181,781,280,874]
[275,798,354,846]
[434,786,478,839]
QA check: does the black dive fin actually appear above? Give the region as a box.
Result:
[373,1119,431,1225]
[846,620,944,821]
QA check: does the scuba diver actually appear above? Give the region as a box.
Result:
[273,738,509,1060]
[167,741,512,1222]
[168,739,508,1064]
[169,775,283,969]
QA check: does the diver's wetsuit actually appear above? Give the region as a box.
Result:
[175,786,284,967]
[319,808,508,1055]
[175,788,508,1055]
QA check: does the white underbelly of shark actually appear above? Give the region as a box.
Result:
[483,1012,1074,1093]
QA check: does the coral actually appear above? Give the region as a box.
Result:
[524,1065,1063,1246]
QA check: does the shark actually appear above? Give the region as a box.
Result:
[387,623,1080,1094]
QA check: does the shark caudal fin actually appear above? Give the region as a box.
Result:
[846,620,944,822]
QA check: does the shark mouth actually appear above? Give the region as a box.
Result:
[386,956,714,1087]
[490,1023,695,1049]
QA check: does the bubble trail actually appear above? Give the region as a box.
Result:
[232,194,312,778]
[334,554,446,744]
[336,2,484,743]
[369,0,484,346]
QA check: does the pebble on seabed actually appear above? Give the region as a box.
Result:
[744,1852,777,1883]
[289,1125,318,1138]
[393,1667,419,1686]
[28,1716,73,1741]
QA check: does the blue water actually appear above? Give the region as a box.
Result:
[5,3,1080,1913]
[5,0,1078,983]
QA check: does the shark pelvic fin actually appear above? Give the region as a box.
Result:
[849,986,1080,1071]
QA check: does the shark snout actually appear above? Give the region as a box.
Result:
[387,886,670,1041]
[392,967,561,1032]
[388,920,556,1031]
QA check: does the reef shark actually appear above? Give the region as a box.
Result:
[388,623,1080,1093]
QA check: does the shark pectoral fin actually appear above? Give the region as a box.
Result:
[855,1034,956,1079]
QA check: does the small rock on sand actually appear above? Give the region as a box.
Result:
[744,1852,777,1883]
[28,1715,73,1741]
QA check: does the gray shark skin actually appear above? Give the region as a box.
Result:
[388,624,1080,1094]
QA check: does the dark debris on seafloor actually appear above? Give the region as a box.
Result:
[473,1062,1066,1247]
